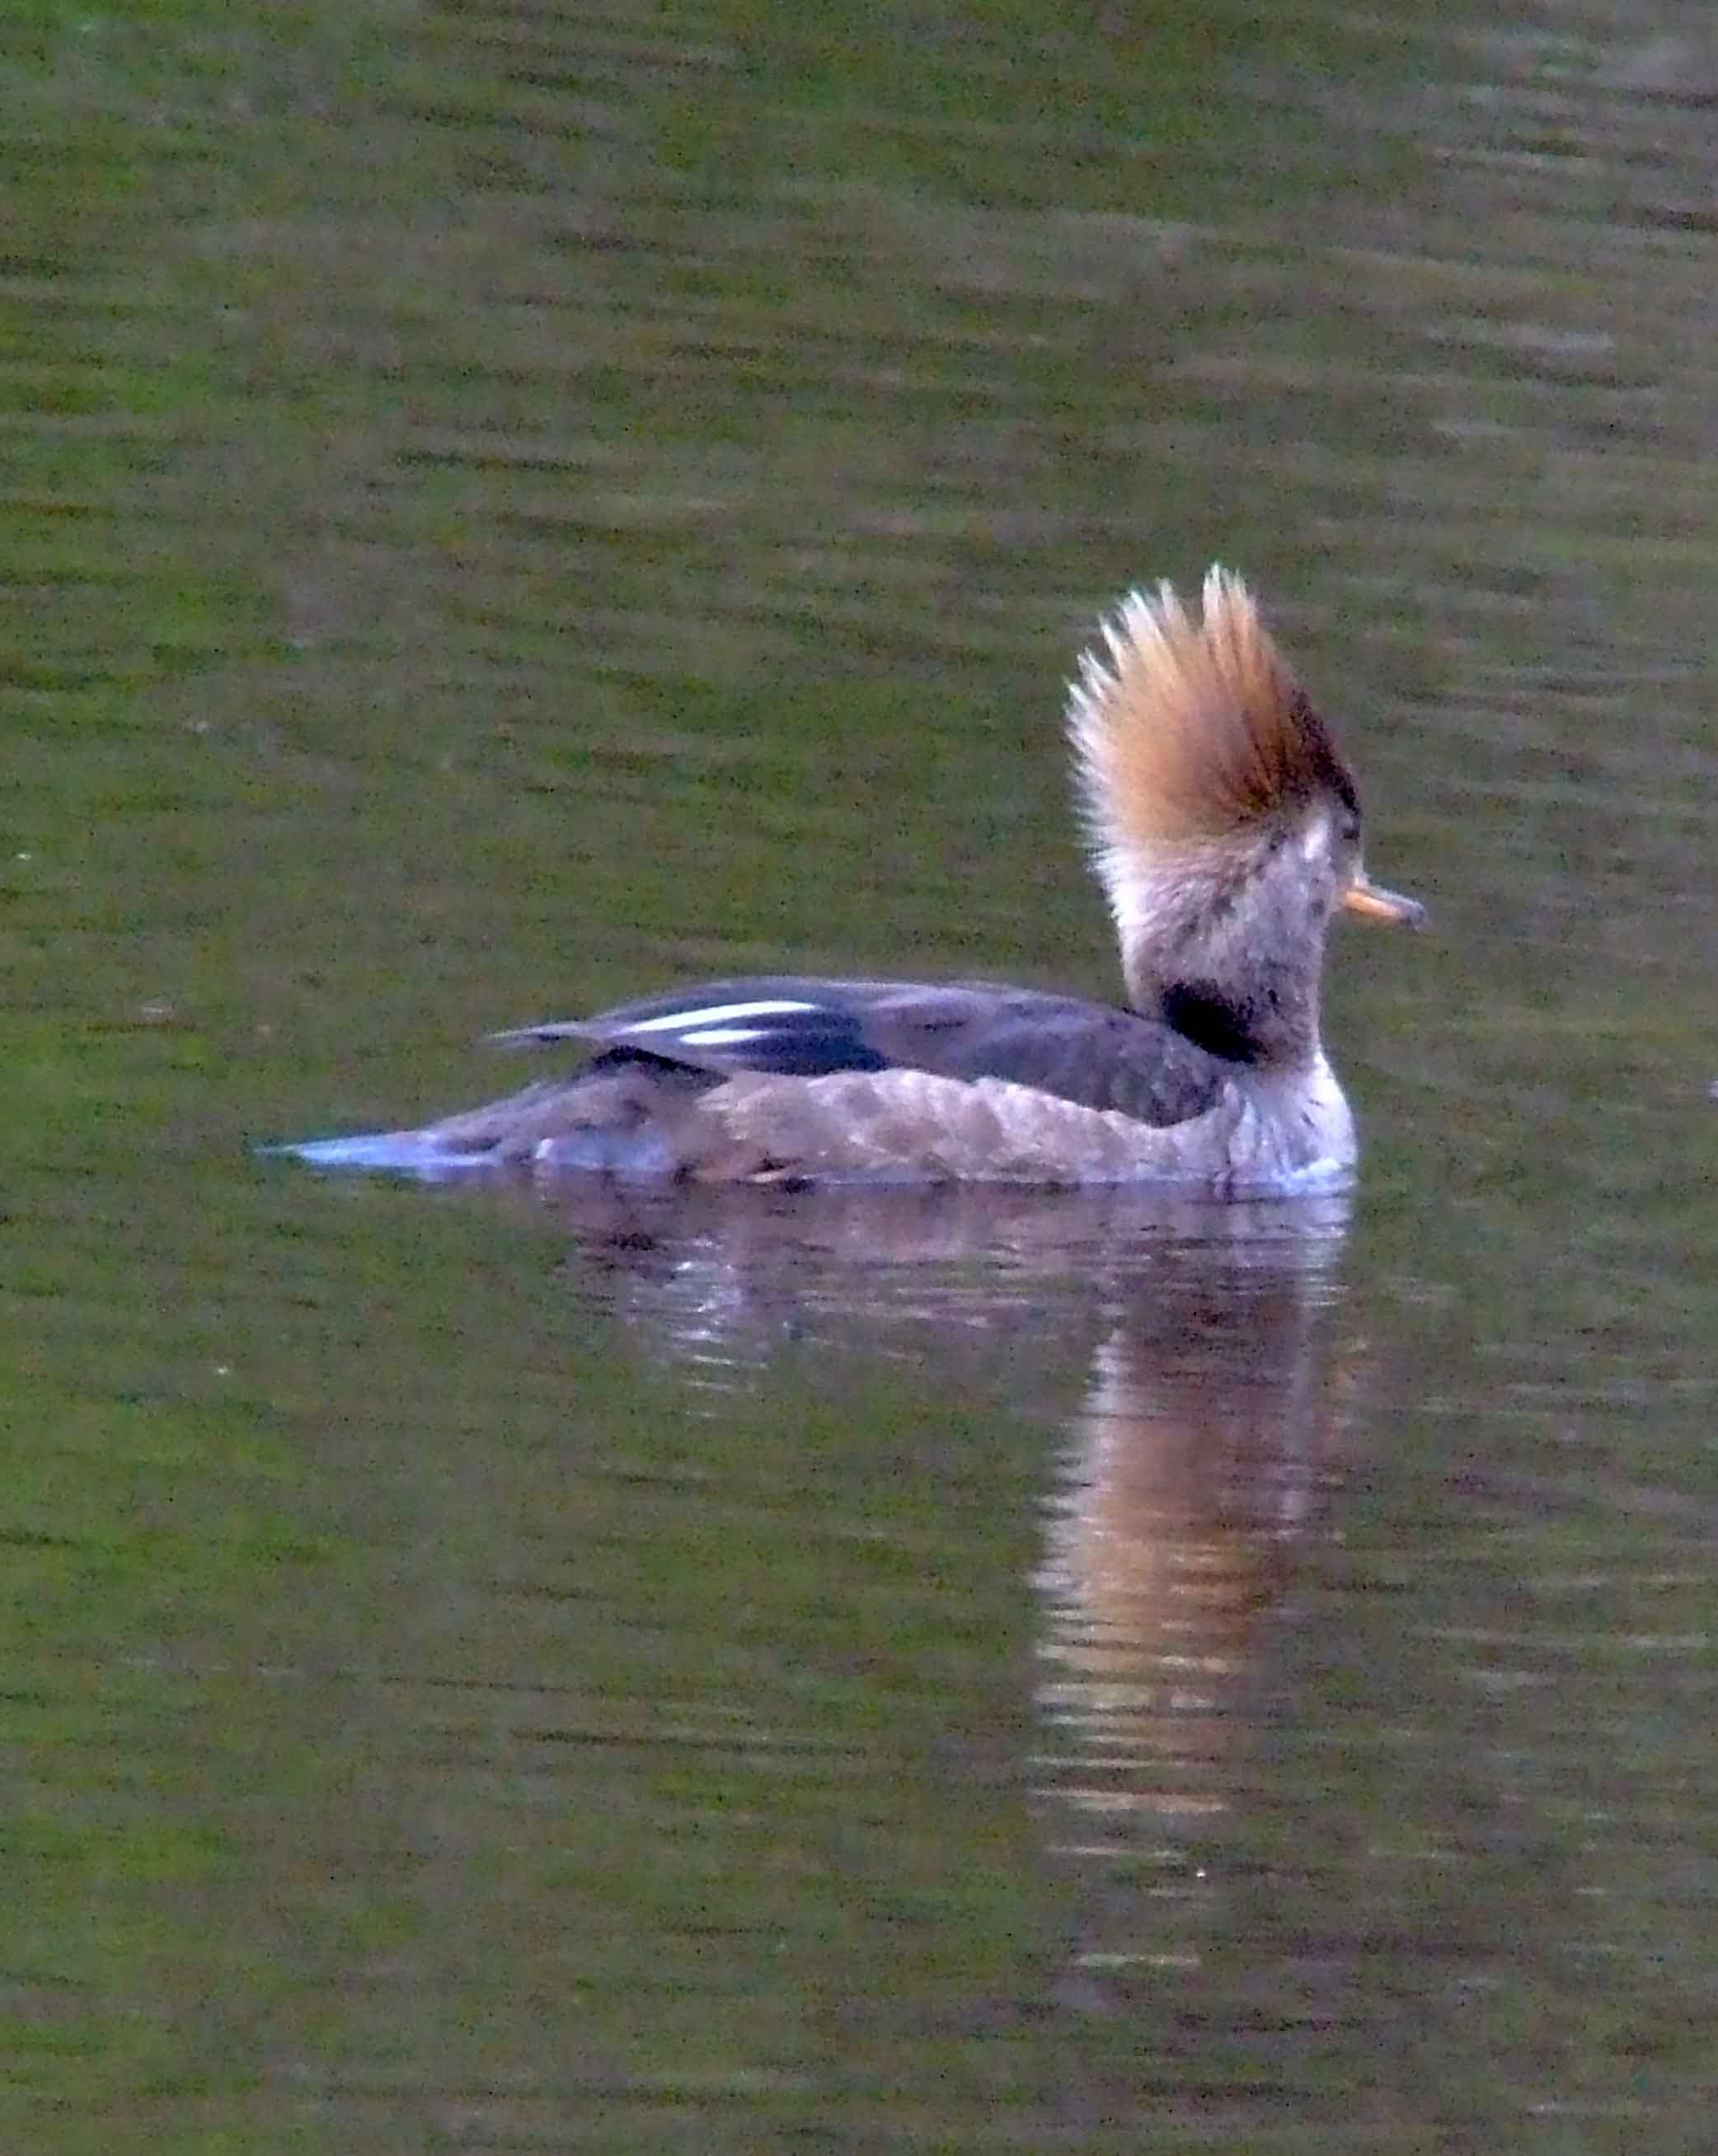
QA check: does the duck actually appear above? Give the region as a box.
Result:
[282,568,1422,1191]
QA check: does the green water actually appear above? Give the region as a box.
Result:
[7,1,1718,2148]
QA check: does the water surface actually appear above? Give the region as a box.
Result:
[7,0,1718,2148]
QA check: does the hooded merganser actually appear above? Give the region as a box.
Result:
[284,569,1422,1190]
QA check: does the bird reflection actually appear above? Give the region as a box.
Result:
[519,1175,1359,1995]
[1037,1213,1349,1827]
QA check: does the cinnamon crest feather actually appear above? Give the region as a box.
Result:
[1066,565,1356,860]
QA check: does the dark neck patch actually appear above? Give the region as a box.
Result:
[1159,979,1272,1065]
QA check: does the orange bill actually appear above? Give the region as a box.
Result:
[1342,872,1425,928]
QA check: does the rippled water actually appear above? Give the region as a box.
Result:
[9,0,1718,2147]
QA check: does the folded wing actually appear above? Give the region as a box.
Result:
[491,974,1227,1128]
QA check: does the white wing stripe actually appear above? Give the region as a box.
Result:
[620,998,820,1036]
[678,1025,770,1047]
